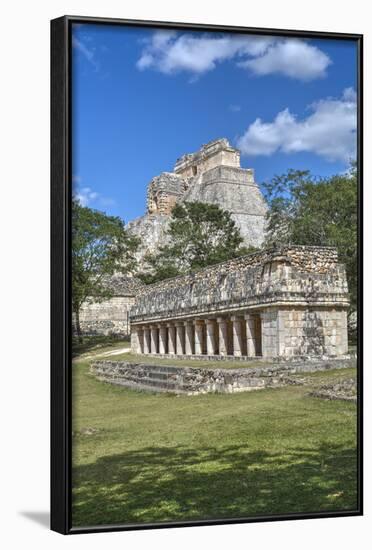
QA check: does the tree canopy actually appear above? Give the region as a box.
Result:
[72,200,139,336]
[139,201,254,284]
[262,166,358,312]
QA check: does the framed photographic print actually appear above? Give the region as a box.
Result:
[51,15,363,534]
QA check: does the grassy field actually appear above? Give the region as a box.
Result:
[72,357,358,528]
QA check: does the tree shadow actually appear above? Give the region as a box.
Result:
[72,442,357,528]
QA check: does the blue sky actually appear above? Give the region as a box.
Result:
[72,23,357,222]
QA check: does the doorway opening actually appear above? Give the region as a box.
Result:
[253,315,262,356]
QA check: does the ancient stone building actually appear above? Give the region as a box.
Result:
[127,138,267,262]
[130,246,349,359]
[72,274,144,337]
[73,139,269,338]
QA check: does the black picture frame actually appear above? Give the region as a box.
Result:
[51,14,363,535]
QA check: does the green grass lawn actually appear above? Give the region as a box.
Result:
[72,359,358,528]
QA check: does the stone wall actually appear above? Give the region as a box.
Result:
[309,378,357,402]
[146,173,186,215]
[73,296,135,337]
[73,274,143,337]
[91,357,355,395]
[174,138,241,178]
[182,164,267,246]
[130,246,349,324]
[261,307,348,358]
[277,308,348,357]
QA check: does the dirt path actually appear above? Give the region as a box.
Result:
[79,346,131,361]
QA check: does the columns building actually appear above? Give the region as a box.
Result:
[130,246,349,359]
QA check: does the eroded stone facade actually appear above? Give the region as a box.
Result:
[73,274,144,337]
[91,357,355,395]
[130,246,349,359]
[127,138,268,261]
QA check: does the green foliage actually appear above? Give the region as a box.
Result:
[263,167,358,310]
[139,201,255,283]
[72,200,139,334]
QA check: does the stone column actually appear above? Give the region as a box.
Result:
[175,322,185,355]
[143,326,151,354]
[217,317,228,356]
[338,309,348,356]
[150,325,158,354]
[261,308,279,358]
[184,321,194,355]
[132,326,145,354]
[244,314,256,357]
[137,327,144,354]
[158,325,167,354]
[231,315,243,356]
[167,323,176,355]
[193,320,204,355]
[205,319,216,356]
[130,326,139,354]
[277,310,287,357]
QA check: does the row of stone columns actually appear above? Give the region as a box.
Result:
[133,314,261,357]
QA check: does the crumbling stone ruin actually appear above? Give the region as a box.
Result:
[91,357,354,395]
[73,138,269,338]
[309,378,357,402]
[127,138,268,261]
[130,246,349,359]
[72,274,143,337]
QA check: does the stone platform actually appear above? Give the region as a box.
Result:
[90,357,356,396]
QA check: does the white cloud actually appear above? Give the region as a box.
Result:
[138,32,271,75]
[342,86,357,102]
[237,88,357,163]
[238,39,330,81]
[72,36,100,71]
[72,178,116,209]
[136,32,331,81]
[74,186,99,206]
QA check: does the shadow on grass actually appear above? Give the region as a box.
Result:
[72,442,357,528]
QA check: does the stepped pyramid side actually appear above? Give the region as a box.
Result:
[127,138,268,262]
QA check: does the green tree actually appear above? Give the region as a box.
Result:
[263,167,358,312]
[139,201,255,283]
[72,200,139,338]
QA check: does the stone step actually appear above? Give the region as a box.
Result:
[147,371,175,381]
[110,367,185,380]
[105,372,183,390]
[135,376,181,389]
[105,377,188,394]
[108,365,182,376]
[96,366,182,379]
[135,364,183,374]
